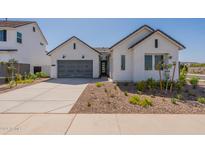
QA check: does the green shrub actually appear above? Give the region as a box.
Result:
[146,78,157,90]
[8,80,17,88]
[175,94,183,100]
[35,72,49,78]
[96,82,104,87]
[129,96,152,107]
[136,81,146,91]
[28,73,38,80]
[15,73,22,81]
[189,76,199,89]
[129,95,140,105]
[197,97,205,104]
[16,79,34,84]
[124,91,128,96]
[140,98,153,107]
[171,97,177,104]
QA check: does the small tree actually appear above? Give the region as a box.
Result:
[169,61,176,93]
[7,59,18,88]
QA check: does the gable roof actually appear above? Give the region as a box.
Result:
[109,25,154,49]
[128,29,186,50]
[0,20,48,44]
[47,36,101,55]
[0,21,35,28]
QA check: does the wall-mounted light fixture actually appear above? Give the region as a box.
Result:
[62,55,66,59]
[82,55,85,59]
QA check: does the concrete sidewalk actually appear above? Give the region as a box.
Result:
[1,114,205,135]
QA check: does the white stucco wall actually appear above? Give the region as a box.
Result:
[111,28,153,81]
[0,23,51,75]
[111,30,180,82]
[49,38,100,78]
[132,32,180,82]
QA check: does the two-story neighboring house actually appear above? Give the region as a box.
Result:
[0,20,50,75]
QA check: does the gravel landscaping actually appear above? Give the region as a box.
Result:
[69,81,205,114]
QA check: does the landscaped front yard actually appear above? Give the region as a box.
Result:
[70,80,205,114]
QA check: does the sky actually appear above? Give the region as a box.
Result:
[4,18,205,63]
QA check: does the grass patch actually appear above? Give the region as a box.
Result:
[96,82,104,87]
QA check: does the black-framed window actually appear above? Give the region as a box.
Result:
[155,55,164,70]
[0,30,7,41]
[73,43,76,49]
[17,32,22,44]
[145,55,152,70]
[33,27,36,32]
[121,55,126,70]
[155,39,158,48]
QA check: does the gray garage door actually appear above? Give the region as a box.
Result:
[57,60,93,78]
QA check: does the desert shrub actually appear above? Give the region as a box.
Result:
[140,98,153,107]
[96,82,104,87]
[136,81,146,92]
[16,79,34,84]
[8,80,17,88]
[28,73,38,80]
[197,97,205,104]
[104,88,108,93]
[129,96,152,107]
[146,78,157,90]
[114,85,117,90]
[35,72,49,78]
[175,94,183,100]
[171,97,177,105]
[124,91,128,96]
[129,95,140,105]
[178,66,187,87]
[15,73,22,81]
[190,63,205,67]
[189,76,199,89]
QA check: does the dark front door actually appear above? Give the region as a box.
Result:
[34,66,42,74]
[101,61,107,76]
[57,60,93,78]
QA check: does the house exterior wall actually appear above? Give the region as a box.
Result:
[110,30,180,82]
[111,28,153,81]
[132,33,179,82]
[0,23,50,75]
[50,38,100,78]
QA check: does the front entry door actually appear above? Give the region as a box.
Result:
[101,61,107,76]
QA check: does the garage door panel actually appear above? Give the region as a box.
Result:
[57,60,93,78]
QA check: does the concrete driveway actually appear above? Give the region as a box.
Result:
[0,78,90,114]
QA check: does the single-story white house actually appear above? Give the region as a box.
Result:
[48,25,185,82]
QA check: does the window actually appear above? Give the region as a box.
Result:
[121,55,125,70]
[17,32,22,43]
[155,39,158,48]
[73,43,76,49]
[0,30,7,41]
[33,27,36,32]
[155,55,164,70]
[145,55,152,70]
